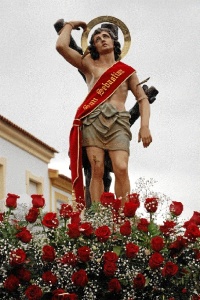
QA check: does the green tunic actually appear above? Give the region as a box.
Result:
[82,102,132,154]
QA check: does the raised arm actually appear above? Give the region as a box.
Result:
[56,21,87,73]
[128,73,152,148]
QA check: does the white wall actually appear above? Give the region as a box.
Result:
[0,138,50,210]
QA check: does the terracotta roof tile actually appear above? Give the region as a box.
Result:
[0,115,58,153]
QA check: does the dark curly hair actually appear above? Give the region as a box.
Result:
[89,28,121,61]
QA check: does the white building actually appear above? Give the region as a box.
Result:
[0,115,73,212]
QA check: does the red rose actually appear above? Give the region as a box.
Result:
[16,227,32,243]
[189,211,200,225]
[161,261,178,277]
[120,220,131,236]
[52,289,66,299]
[0,212,5,222]
[42,270,57,285]
[68,295,78,300]
[6,193,19,209]
[192,296,200,300]
[112,198,121,211]
[169,201,183,216]
[160,220,176,236]
[103,261,117,277]
[133,273,146,289]
[144,197,158,213]
[169,236,187,256]
[42,245,56,262]
[184,223,200,241]
[77,246,91,262]
[126,242,139,259]
[79,222,93,236]
[137,218,149,232]
[70,211,81,224]
[127,193,140,208]
[52,290,78,300]
[100,192,115,207]
[60,252,77,266]
[42,212,59,228]
[31,194,45,208]
[108,278,121,293]
[25,284,43,300]
[4,274,19,291]
[103,251,118,263]
[95,225,111,242]
[123,201,138,217]
[194,248,200,260]
[71,269,88,287]
[184,219,196,229]
[149,252,164,269]
[67,223,80,238]
[150,236,164,252]
[16,266,31,282]
[10,248,26,266]
[60,203,73,219]
[75,199,85,212]
[25,207,39,223]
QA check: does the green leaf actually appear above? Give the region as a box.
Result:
[148,222,160,236]
[113,245,121,256]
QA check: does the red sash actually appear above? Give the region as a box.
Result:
[69,61,135,205]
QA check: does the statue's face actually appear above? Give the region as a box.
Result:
[93,31,114,55]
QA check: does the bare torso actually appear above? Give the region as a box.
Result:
[84,58,129,112]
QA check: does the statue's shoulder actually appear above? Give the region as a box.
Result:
[82,53,94,66]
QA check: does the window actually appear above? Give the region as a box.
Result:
[0,157,6,200]
[26,171,43,195]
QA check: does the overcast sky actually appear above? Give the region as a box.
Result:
[1,0,200,219]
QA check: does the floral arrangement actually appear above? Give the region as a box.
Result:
[0,179,200,300]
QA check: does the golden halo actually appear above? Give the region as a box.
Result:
[81,16,131,60]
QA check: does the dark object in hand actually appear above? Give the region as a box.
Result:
[54,19,83,54]
[54,18,65,33]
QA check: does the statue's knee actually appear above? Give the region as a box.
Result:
[114,162,128,177]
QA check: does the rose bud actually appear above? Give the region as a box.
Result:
[6,193,19,209]
[169,201,183,216]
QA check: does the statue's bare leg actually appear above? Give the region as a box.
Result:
[108,150,130,205]
[86,146,105,202]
